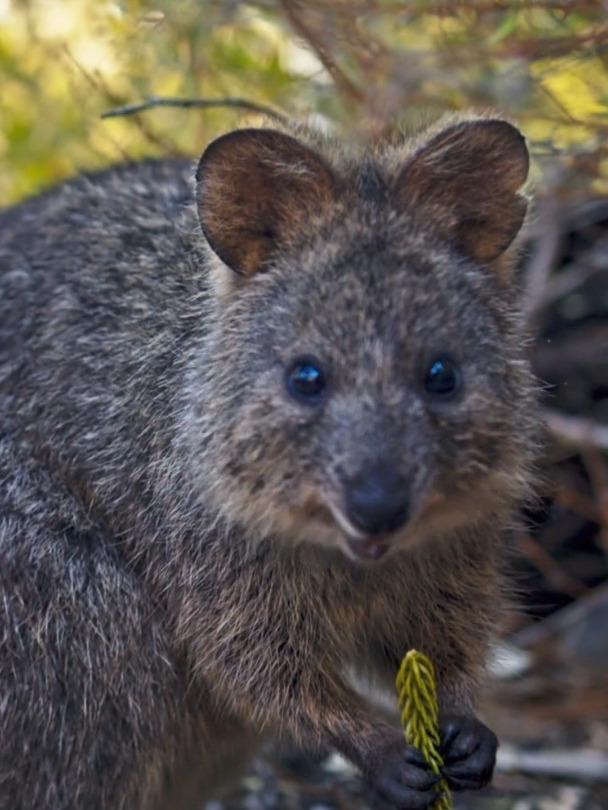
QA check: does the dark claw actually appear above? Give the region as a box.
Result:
[372,775,442,810]
[440,713,498,791]
[364,736,442,810]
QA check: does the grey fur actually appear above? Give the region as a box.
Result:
[0,118,538,810]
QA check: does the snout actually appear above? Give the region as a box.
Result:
[343,463,410,560]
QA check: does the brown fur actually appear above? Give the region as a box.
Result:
[0,116,537,809]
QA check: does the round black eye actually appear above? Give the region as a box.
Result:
[286,357,327,403]
[424,357,462,397]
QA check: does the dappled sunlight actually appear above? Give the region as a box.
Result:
[0,0,607,202]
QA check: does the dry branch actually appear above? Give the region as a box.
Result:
[545,410,608,452]
[497,745,608,782]
[101,96,287,124]
[277,0,365,105]
[515,531,589,599]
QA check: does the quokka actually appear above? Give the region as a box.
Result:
[0,115,537,810]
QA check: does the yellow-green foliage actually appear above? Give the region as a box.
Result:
[396,649,451,810]
[1,0,607,204]
[0,0,320,202]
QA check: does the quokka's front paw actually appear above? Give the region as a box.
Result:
[363,735,442,810]
[439,713,498,791]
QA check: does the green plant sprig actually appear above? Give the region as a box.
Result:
[396,650,452,810]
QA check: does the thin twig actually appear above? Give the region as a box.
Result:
[61,44,180,153]
[581,445,608,555]
[497,745,608,781]
[512,580,608,647]
[523,199,563,322]
[277,0,365,105]
[533,234,608,312]
[101,96,288,124]
[545,409,608,452]
[391,0,602,13]
[266,0,604,16]
[515,531,589,599]
[549,485,601,525]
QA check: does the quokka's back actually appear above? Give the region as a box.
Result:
[0,116,538,810]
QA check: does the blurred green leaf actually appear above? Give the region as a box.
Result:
[0,0,607,203]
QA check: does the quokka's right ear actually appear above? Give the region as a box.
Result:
[196,128,339,276]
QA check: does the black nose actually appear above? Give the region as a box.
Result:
[345,464,410,536]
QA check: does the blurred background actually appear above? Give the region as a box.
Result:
[1,0,606,201]
[1,2,608,808]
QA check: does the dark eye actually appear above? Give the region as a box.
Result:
[286,357,327,403]
[424,357,462,397]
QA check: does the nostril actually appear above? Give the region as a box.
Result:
[345,465,410,536]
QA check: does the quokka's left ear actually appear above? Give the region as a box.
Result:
[393,119,530,264]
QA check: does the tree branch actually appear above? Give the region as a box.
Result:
[101,96,288,124]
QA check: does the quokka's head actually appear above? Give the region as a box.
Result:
[185,117,538,563]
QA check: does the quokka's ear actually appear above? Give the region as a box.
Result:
[395,119,529,264]
[196,128,339,276]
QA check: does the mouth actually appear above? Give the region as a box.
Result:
[304,498,400,562]
[319,499,395,562]
[345,534,391,561]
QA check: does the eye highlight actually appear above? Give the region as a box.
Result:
[286,357,327,403]
[424,356,462,398]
